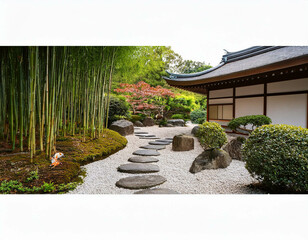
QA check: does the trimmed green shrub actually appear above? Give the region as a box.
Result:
[190,110,207,123]
[197,117,206,124]
[243,124,308,192]
[171,114,184,119]
[236,136,246,144]
[197,122,227,149]
[129,114,144,123]
[159,119,168,127]
[228,115,272,131]
[108,95,130,126]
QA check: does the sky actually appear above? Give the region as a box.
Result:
[1,0,307,66]
[1,1,308,240]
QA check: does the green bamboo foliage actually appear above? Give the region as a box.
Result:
[0,46,124,160]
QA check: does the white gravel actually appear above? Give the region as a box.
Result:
[69,124,264,194]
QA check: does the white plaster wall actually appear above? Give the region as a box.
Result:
[235,97,264,118]
[267,94,307,127]
[209,98,233,104]
[209,88,233,98]
[236,84,264,96]
[267,78,308,93]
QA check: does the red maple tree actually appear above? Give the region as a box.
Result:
[114,81,175,116]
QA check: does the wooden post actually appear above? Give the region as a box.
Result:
[264,83,267,116]
[206,89,209,122]
[307,93,308,128]
[233,87,236,118]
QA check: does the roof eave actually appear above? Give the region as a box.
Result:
[163,54,308,87]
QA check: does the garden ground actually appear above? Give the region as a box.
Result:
[70,123,264,194]
[0,129,127,193]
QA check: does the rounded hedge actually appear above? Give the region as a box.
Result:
[197,122,227,149]
[243,124,308,192]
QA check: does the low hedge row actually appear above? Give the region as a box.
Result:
[228,115,272,131]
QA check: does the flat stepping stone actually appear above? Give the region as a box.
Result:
[135,134,156,137]
[165,138,173,140]
[156,139,172,143]
[139,137,160,139]
[116,175,167,189]
[128,156,159,163]
[134,188,179,194]
[140,145,166,150]
[135,132,148,134]
[133,149,160,156]
[117,163,159,173]
[148,141,170,145]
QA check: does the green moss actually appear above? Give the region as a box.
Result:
[0,129,127,194]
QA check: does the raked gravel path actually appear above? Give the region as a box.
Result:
[69,123,264,194]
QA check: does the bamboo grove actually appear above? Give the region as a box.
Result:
[0,46,126,161]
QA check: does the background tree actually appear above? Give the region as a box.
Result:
[114,81,175,117]
[178,60,212,74]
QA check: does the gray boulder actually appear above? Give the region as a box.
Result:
[167,119,185,127]
[109,120,134,136]
[165,123,174,127]
[143,117,155,126]
[189,148,232,173]
[223,137,244,161]
[191,126,200,135]
[172,135,194,151]
[134,121,144,127]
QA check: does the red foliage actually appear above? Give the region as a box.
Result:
[114,81,175,115]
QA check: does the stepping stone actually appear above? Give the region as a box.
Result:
[128,156,159,163]
[134,127,141,130]
[134,188,179,194]
[140,145,166,150]
[133,149,160,156]
[116,175,167,189]
[165,138,173,140]
[117,163,159,173]
[135,134,156,137]
[148,141,170,145]
[135,132,148,134]
[156,139,172,143]
[139,137,160,139]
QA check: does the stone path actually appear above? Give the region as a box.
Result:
[70,124,263,194]
[114,128,179,193]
